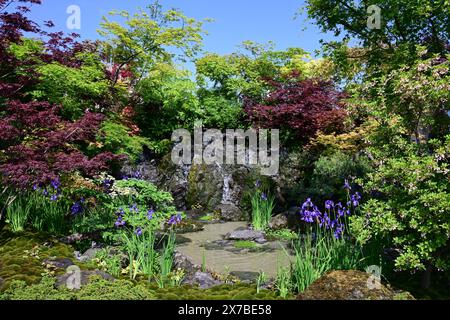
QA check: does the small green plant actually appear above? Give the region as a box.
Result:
[121,229,157,280]
[5,194,31,232]
[167,268,185,287]
[201,248,207,272]
[199,214,213,221]
[251,191,275,231]
[266,229,298,241]
[286,228,364,294]
[156,232,177,288]
[234,240,257,249]
[275,266,291,298]
[94,249,123,278]
[256,270,267,294]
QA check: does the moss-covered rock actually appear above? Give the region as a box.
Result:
[297,270,415,300]
[0,229,77,291]
[187,163,223,211]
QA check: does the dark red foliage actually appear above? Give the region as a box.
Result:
[244,76,347,145]
[0,101,124,188]
[0,1,124,188]
[0,1,95,100]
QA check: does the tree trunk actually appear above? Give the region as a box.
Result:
[421,264,432,290]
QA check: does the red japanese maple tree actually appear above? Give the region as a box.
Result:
[0,0,123,188]
[244,75,347,145]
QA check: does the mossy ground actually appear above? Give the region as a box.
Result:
[0,275,285,300]
[0,228,288,300]
[0,228,78,290]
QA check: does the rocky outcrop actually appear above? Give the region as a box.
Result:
[298,270,415,300]
[215,203,245,221]
[268,214,289,230]
[121,146,305,220]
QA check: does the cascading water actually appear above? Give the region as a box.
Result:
[222,173,233,204]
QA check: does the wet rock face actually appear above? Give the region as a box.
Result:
[187,164,224,211]
[298,270,415,300]
[121,147,305,219]
[216,204,245,221]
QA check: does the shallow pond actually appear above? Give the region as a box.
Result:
[176,221,293,280]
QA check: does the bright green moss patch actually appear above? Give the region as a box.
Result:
[0,276,156,300]
[0,228,76,290]
[233,240,257,249]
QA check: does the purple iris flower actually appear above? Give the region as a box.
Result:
[333,224,344,239]
[147,209,155,220]
[325,200,334,210]
[50,179,60,190]
[135,227,143,236]
[302,198,314,210]
[351,192,361,207]
[261,193,268,201]
[168,213,183,225]
[71,201,84,215]
[50,194,58,201]
[343,179,351,191]
[133,171,142,179]
[115,216,126,227]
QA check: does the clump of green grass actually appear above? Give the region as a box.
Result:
[251,192,275,231]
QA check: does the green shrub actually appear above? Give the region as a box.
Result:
[308,151,371,200]
[95,120,153,161]
[351,136,450,273]
[31,53,110,120]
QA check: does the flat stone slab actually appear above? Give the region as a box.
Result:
[225,229,265,241]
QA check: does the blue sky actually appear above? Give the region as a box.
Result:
[27,0,337,58]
